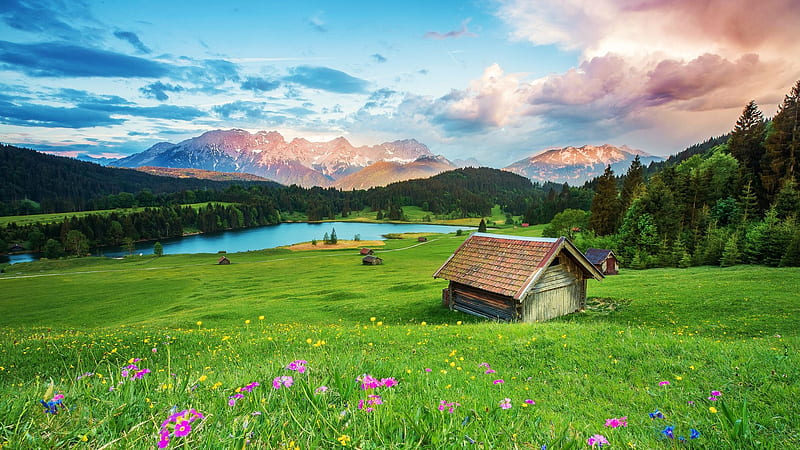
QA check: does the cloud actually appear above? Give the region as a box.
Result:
[82,103,205,121]
[0,101,124,128]
[139,82,185,101]
[241,76,281,92]
[113,30,151,53]
[423,19,477,40]
[371,53,387,63]
[308,12,327,32]
[0,0,89,41]
[0,40,170,78]
[284,66,369,94]
[212,101,285,123]
[428,63,528,133]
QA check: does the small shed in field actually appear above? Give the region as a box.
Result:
[362,255,383,265]
[417,236,428,242]
[360,248,374,255]
[584,248,618,275]
[217,256,231,265]
[433,233,603,322]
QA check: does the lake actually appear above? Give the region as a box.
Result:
[2,221,471,264]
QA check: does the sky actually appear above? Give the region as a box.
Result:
[1,0,798,166]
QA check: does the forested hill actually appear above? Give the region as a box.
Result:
[368,167,537,217]
[0,144,279,214]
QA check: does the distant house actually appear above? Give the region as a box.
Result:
[417,237,428,242]
[584,248,618,275]
[8,243,24,252]
[217,256,231,265]
[362,255,383,265]
[433,233,603,322]
[360,248,374,255]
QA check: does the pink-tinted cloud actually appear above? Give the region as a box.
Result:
[424,19,477,40]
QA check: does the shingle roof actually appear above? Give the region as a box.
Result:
[433,233,602,300]
[584,248,613,265]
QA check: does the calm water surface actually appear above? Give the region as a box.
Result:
[2,222,470,264]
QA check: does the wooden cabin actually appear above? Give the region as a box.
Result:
[417,237,428,242]
[584,248,618,275]
[433,233,603,322]
[362,255,383,265]
[217,256,231,265]
[360,248,374,255]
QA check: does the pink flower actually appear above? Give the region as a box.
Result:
[710,390,722,397]
[380,377,398,388]
[659,381,670,386]
[524,399,535,405]
[315,386,329,393]
[485,369,496,374]
[286,360,308,373]
[438,400,460,413]
[587,434,609,448]
[273,376,294,390]
[173,420,191,437]
[358,394,383,412]
[605,416,628,428]
[358,374,381,390]
[479,362,491,368]
[424,368,432,372]
[499,398,512,409]
[493,379,504,385]
[152,347,158,353]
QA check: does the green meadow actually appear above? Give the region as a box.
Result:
[0,230,798,448]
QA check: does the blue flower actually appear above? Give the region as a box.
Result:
[661,425,675,439]
[649,409,664,419]
[690,428,701,439]
[40,399,62,414]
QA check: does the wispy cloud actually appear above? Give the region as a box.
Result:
[113,30,151,53]
[241,76,282,92]
[140,82,185,101]
[0,40,170,78]
[371,53,387,63]
[423,19,477,40]
[308,12,327,32]
[284,66,369,94]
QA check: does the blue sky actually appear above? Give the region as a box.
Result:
[1,0,798,166]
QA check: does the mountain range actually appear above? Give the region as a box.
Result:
[503,144,662,185]
[111,129,662,188]
[113,130,458,188]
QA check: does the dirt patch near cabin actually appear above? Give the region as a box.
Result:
[284,240,386,251]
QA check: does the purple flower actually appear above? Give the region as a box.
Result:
[315,385,328,393]
[605,416,628,428]
[485,369,496,374]
[659,381,670,386]
[358,374,380,390]
[493,379,504,385]
[710,390,722,397]
[380,377,398,388]
[358,394,383,412]
[499,398,512,409]
[273,376,294,390]
[286,360,308,373]
[690,428,701,439]
[173,420,191,437]
[587,434,608,448]
[438,400,460,413]
[649,409,665,419]
[240,382,260,392]
[661,425,675,439]
[524,399,536,405]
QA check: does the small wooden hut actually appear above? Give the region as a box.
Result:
[362,255,383,265]
[433,233,603,322]
[417,237,428,242]
[584,248,618,275]
[360,248,374,255]
[217,256,231,265]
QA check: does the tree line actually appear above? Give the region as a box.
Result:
[562,80,800,268]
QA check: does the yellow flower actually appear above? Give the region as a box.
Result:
[456,321,462,325]
[420,321,427,326]
[337,434,351,446]
[709,406,718,413]
[370,317,376,322]
[81,435,88,442]
[306,338,313,344]
[376,321,383,326]
[259,315,265,320]
[198,375,208,382]
[245,319,251,324]
[675,376,683,381]
[196,321,202,327]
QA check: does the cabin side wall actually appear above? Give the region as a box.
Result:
[522,259,586,322]
[446,282,517,321]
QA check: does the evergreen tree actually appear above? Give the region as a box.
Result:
[720,233,741,267]
[330,228,338,244]
[620,155,644,211]
[154,241,163,257]
[728,100,767,208]
[737,180,759,225]
[763,80,799,198]
[478,218,487,232]
[773,178,800,220]
[780,227,800,267]
[589,166,621,236]
[323,232,330,244]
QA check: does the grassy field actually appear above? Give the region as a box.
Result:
[0,229,797,448]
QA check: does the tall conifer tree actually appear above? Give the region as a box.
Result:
[728,100,767,208]
[763,80,799,198]
[589,165,621,236]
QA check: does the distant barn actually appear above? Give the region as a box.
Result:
[360,248,374,255]
[217,256,231,265]
[417,237,428,242]
[362,255,383,265]
[433,233,603,322]
[584,248,618,275]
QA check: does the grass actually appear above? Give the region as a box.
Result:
[0,230,798,448]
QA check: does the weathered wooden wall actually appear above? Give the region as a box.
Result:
[448,282,517,321]
[521,262,586,322]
